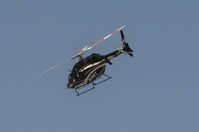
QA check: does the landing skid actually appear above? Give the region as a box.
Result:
[75,74,112,96]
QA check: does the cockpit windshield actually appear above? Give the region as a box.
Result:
[68,74,72,80]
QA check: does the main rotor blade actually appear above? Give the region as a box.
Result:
[81,25,126,53]
[33,54,79,79]
[33,26,126,79]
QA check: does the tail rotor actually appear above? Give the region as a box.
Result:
[120,30,133,57]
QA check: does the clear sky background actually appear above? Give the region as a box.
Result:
[0,0,199,131]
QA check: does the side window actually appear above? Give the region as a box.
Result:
[68,75,70,80]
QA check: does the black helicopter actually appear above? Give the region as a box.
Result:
[34,26,133,96]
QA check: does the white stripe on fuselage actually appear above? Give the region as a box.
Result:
[80,50,122,72]
[80,60,104,72]
[80,49,123,72]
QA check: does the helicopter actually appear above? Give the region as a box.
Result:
[34,26,134,96]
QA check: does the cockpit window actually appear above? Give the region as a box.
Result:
[72,60,84,71]
[68,74,72,80]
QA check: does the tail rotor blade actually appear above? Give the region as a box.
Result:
[120,30,125,41]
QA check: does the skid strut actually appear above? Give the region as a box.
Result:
[75,74,112,96]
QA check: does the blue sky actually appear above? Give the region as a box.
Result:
[0,0,199,131]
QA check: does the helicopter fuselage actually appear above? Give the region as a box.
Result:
[67,49,123,89]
